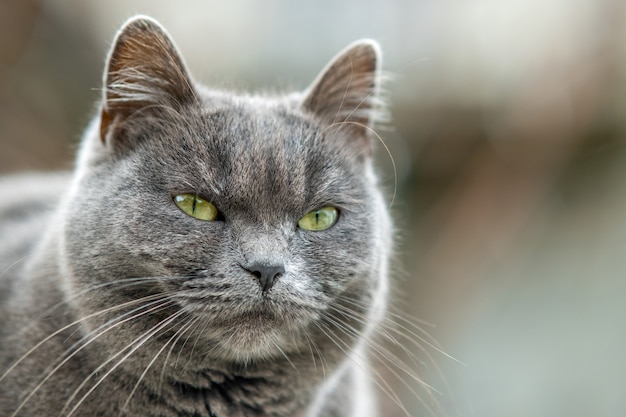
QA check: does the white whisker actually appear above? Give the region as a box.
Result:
[270,340,299,374]
[1,291,176,385]
[329,306,443,395]
[10,298,177,417]
[121,313,196,413]
[326,308,446,417]
[62,308,187,417]
[314,320,412,417]
[158,315,202,394]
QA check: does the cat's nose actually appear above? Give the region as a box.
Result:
[245,263,285,292]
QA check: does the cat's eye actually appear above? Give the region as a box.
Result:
[298,207,338,231]
[174,194,219,221]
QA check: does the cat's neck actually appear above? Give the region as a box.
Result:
[130,361,329,416]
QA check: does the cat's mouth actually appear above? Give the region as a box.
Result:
[224,307,279,326]
[170,277,322,347]
[184,296,312,333]
[178,295,287,324]
[211,309,306,360]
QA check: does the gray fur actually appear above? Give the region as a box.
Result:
[0,16,391,417]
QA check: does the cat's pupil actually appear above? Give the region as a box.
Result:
[298,207,338,231]
[174,194,219,221]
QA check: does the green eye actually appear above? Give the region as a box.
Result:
[298,207,338,231]
[174,194,219,221]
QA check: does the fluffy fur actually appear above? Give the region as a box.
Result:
[0,16,392,417]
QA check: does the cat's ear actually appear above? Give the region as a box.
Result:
[100,16,197,145]
[302,40,383,146]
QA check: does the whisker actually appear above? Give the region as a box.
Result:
[270,340,299,374]
[378,319,460,410]
[14,275,190,339]
[121,313,196,413]
[56,292,186,377]
[329,304,443,395]
[0,290,176,384]
[313,320,412,417]
[174,313,206,368]
[9,297,177,417]
[332,296,461,416]
[338,295,463,364]
[181,312,213,368]
[158,315,203,395]
[301,330,319,375]
[62,308,187,417]
[325,308,446,417]
[332,301,427,368]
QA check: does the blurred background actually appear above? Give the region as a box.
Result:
[2,0,626,416]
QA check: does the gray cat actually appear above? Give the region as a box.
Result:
[0,16,393,417]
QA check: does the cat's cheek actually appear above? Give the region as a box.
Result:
[274,262,323,302]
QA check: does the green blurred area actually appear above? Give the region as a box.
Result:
[2,1,625,416]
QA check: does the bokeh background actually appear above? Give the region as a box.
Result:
[2,1,626,416]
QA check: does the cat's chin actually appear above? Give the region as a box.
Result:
[201,308,310,362]
[206,322,296,362]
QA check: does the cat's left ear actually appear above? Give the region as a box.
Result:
[100,16,197,146]
[302,40,383,150]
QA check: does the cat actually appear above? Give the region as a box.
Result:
[0,15,394,417]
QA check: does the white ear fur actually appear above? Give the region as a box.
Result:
[100,16,197,144]
[302,40,383,137]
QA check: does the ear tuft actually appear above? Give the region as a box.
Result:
[100,16,197,144]
[302,40,384,139]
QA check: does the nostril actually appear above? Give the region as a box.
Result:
[245,263,284,292]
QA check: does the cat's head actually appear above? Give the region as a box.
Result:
[61,16,391,365]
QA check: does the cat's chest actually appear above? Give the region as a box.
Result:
[119,369,311,417]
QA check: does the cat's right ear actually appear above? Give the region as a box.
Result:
[100,16,197,148]
[302,40,383,154]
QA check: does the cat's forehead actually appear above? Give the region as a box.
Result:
[198,99,318,171]
[207,99,312,150]
[151,98,362,216]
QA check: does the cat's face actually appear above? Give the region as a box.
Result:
[61,17,390,364]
